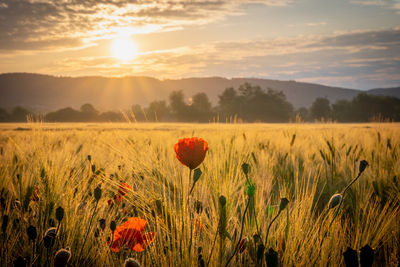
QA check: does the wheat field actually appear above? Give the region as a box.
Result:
[0,122,399,266]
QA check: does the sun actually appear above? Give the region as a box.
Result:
[111,38,138,61]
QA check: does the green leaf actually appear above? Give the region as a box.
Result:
[193,168,202,183]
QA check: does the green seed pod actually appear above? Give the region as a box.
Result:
[54,248,71,267]
[94,186,102,201]
[87,155,92,161]
[124,258,141,267]
[55,206,64,222]
[26,225,37,241]
[328,194,342,209]
[91,164,96,173]
[241,163,250,175]
[110,221,116,232]
[279,198,289,212]
[359,160,369,174]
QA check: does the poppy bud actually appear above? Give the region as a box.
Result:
[253,234,262,244]
[54,248,71,267]
[110,220,116,232]
[219,196,226,207]
[241,163,250,175]
[256,243,265,263]
[26,225,37,241]
[265,248,278,267]
[328,194,342,209]
[87,155,92,161]
[94,186,102,201]
[359,160,369,174]
[279,198,289,212]
[2,214,8,233]
[43,227,57,248]
[91,164,96,173]
[99,219,106,230]
[0,196,5,210]
[193,168,202,183]
[47,227,57,237]
[43,235,54,248]
[55,206,64,222]
[124,258,141,267]
[343,247,358,267]
[360,244,374,267]
[238,237,248,253]
[94,228,100,238]
[198,257,205,267]
[13,256,27,267]
[194,200,203,214]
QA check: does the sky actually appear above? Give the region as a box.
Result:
[0,0,399,89]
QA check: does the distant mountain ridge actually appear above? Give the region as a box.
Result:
[0,73,399,111]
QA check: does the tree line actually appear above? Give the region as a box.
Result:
[0,83,399,122]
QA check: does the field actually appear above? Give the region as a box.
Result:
[0,122,399,266]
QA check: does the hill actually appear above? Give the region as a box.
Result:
[0,73,398,111]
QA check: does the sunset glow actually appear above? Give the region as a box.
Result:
[0,0,399,89]
[111,38,138,61]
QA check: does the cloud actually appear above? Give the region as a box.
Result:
[351,0,400,14]
[0,0,291,52]
[36,28,400,89]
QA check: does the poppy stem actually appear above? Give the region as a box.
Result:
[224,198,250,267]
[76,200,98,264]
[206,216,221,267]
[264,210,281,247]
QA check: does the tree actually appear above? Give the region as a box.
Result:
[146,100,171,121]
[310,98,331,120]
[190,93,213,122]
[0,108,9,122]
[218,87,239,120]
[11,106,32,122]
[80,103,99,121]
[217,83,293,122]
[295,107,309,122]
[169,90,190,121]
[45,107,82,122]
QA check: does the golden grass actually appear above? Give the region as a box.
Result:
[0,122,399,266]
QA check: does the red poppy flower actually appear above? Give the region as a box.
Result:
[109,217,155,252]
[174,137,208,169]
[118,182,132,197]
